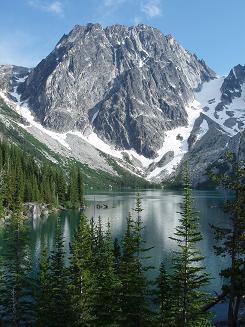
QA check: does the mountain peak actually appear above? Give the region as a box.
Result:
[19,23,215,157]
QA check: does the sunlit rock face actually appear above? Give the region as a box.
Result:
[19,23,215,158]
[175,65,245,186]
[2,23,244,186]
[0,65,30,95]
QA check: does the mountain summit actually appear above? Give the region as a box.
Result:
[19,23,215,157]
[0,23,244,186]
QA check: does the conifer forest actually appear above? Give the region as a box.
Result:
[0,140,244,326]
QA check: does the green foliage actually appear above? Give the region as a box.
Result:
[155,262,173,326]
[69,215,122,326]
[69,214,96,325]
[208,151,245,325]
[119,194,155,326]
[67,166,84,208]
[0,140,84,210]
[35,219,71,327]
[168,167,211,326]
[35,247,51,327]
[0,208,34,325]
[49,219,71,326]
[0,99,157,193]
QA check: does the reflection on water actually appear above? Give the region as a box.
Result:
[29,189,231,297]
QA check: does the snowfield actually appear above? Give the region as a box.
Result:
[147,100,202,179]
[1,74,244,182]
[195,77,245,136]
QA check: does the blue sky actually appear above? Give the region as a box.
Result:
[0,0,244,75]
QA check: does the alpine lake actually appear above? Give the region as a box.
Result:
[30,189,232,323]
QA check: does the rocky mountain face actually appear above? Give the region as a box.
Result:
[177,65,245,186]
[19,23,215,157]
[0,65,29,97]
[0,24,244,187]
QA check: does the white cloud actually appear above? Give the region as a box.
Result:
[47,1,64,15]
[27,0,64,17]
[141,0,161,18]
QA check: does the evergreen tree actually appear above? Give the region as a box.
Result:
[155,262,172,326]
[208,151,245,326]
[77,168,84,203]
[69,213,96,326]
[93,219,121,326]
[169,168,211,326]
[0,208,34,326]
[35,247,51,327]
[0,140,84,210]
[113,237,121,274]
[119,194,154,326]
[68,167,79,208]
[56,170,67,205]
[70,215,121,326]
[47,218,71,327]
[0,169,5,218]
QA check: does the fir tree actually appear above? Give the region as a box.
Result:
[113,237,121,274]
[0,140,84,209]
[169,168,211,326]
[119,194,154,326]
[68,166,79,208]
[35,247,51,327]
[69,213,96,326]
[208,151,245,326]
[0,169,5,218]
[155,262,172,326]
[0,208,34,326]
[48,218,71,326]
[93,219,121,326]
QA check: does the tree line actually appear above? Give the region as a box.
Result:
[0,153,244,326]
[0,140,84,211]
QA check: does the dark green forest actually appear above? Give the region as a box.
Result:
[0,142,244,326]
[0,140,84,210]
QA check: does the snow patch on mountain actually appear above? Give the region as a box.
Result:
[197,119,209,141]
[195,77,245,136]
[15,102,71,149]
[146,75,245,180]
[147,100,202,179]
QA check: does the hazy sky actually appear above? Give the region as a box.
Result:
[0,0,244,75]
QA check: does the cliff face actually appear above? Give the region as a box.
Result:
[19,23,215,157]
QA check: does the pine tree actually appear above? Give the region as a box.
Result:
[113,237,121,274]
[77,168,84,203]
[68,167,79,208]
[56,170,66,205]
[0,139,86,210]
[70,215,121,326]
[47,218,71,326]
[0,169,5,218]
[208,151,245,326]
[35,247,51,327]
[119,194,154,326]
[0,208,34,326]
[69,213,96,326]
[169,168,211,327]
[155,262,172,326]
[93,219,121,326]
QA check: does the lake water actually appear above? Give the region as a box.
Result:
[30,189,231,322]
